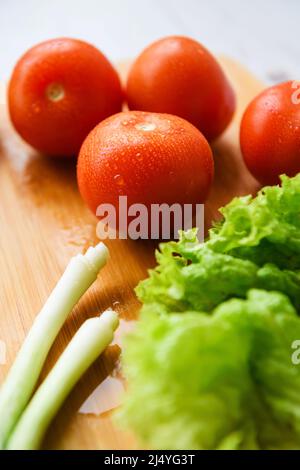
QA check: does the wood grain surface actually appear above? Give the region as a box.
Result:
[0,58,264,450]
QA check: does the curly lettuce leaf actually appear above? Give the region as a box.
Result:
[208,174,300,269]
[119,290,300,450]
[121,175,300,449]
[136,230,300,312]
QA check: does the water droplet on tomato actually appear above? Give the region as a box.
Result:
[135,122,156,132]
[114,174,125,186]
[32,103,41,114]
[135,152,142,160]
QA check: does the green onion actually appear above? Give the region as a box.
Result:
[6,310,119,450]
[0,243,109,449]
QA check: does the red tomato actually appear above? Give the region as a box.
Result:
[77,111,214,236]
[126,36,235,141]
[240,81,300,185]
[8,38,123,157]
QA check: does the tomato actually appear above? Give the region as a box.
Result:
[77,111,214,236]
[126,36,235,141]
[8,38,123,157]
[240,81,300,185]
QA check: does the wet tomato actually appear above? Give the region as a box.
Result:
[8,38,123,157]
[126,36,235,141]
[240,81,300,185]
[77,111,214,237]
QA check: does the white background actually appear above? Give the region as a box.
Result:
[0,0,299,83]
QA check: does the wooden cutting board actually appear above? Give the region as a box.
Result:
[0,57,264,450]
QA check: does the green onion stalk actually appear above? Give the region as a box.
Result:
[7,310,119,450]
[0,243,109,449]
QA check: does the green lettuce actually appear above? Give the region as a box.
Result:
[208,174,300,269]
[119,290,300,450]
[137,231,300,312]
[119,174,300,449]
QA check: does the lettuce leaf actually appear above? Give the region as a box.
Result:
[136,230,300,312]
[119,290,300,449]
[208,174,300,269]
[120,174,300,449]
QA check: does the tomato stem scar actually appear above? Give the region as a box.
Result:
[46,83,65,102]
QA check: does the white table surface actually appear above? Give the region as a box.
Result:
[0,0,299,84]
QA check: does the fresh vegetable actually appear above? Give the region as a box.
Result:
[240,81,300,185]
[136,174,300,314]
[119,289,300,450]
[6,310,119,450]
[207,173,300,270]
[0,243,108,449]
[126,36,236,141]
[136,234,300,313]
[8,38,123,157]
[119,174,300,449]
[77,110,214,234]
